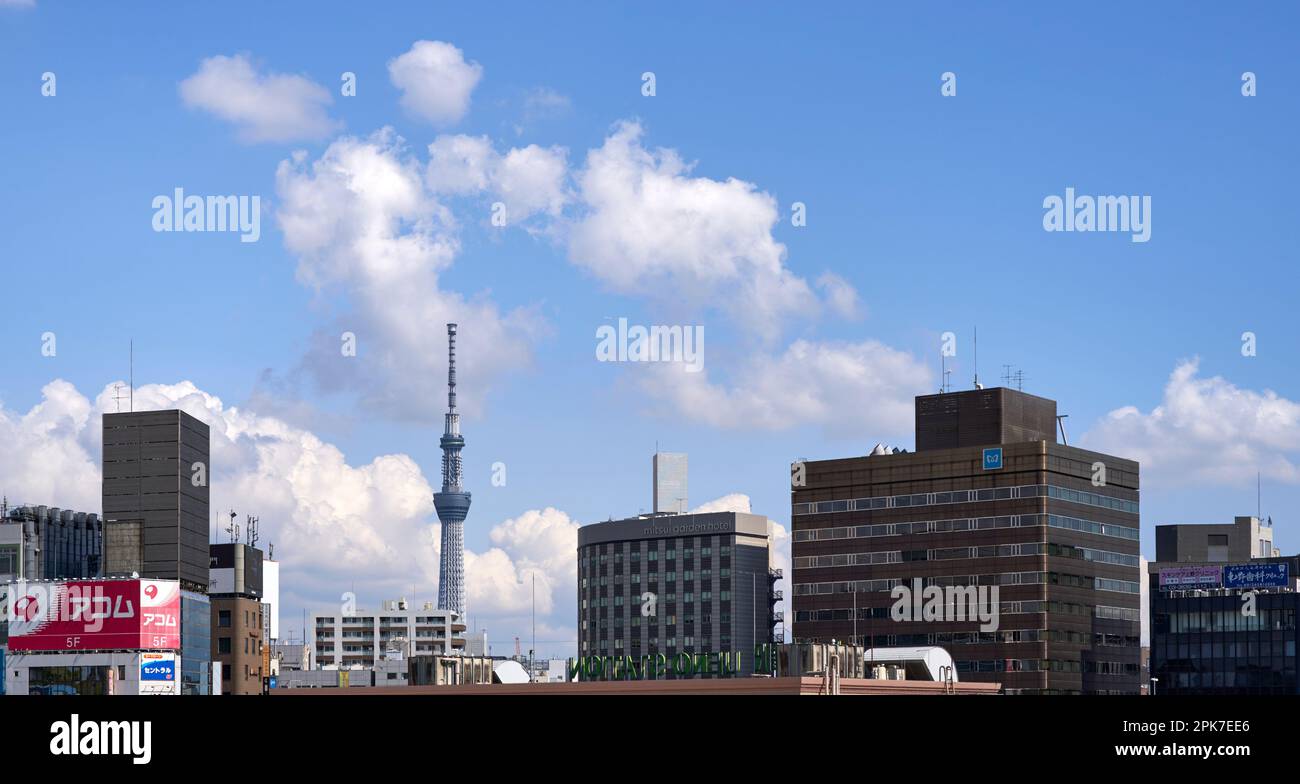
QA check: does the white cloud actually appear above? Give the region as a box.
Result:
[425,134,569,221]
[179,54,338,143]
[638,338,931,438]
[0,0,36,9]
[0,380,100,512]
[0,379,436,579]
[388,40,483,126]
[1082,359,1300,485]
[275,129,543,420]
[569,121,850,340]
[817,272,862,320]
[689,493,752,514]
[469,507,581,616]
[0,378,585,645]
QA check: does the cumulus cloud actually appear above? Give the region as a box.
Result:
[179,54,338,143]
[569,121,851,339]
[0,378,587,642]
[388,40,483,126]
[0,379,436,580]
[637,338,931,437]
[470,507,581,616]
[275,129,543,420]
[689,493,752,514]
[0,380,100,511]
[425,134,569,222]
[1082,359,1300,485]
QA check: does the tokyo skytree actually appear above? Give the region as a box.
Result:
[434,323,470,615]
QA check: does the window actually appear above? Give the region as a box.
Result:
[218,610,232,628]
[222,664,232,681]
[218,637,232,654]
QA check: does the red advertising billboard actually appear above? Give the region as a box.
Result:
[5,579,180,652]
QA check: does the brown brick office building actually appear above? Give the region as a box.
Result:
[791,388,1141,694]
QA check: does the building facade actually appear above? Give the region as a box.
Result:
[102,410,210,590]
[791,387,1142,694]
[209,543,265,695]
[577,510,779,678]
[1150,517,1297,694]
[4,577,182,695]
[101,409,213,694]
[310,599,467,667]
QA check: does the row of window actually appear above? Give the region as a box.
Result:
[585,615,726,629]
[793,572,1141,596]
[585,545,731,565]
[794,542,1138,570]
[793,484,1138,517]
[794,512,1139,544]
[582,590,730,610]
[795,603,1140,624]
[583,568,724,588]
[1155,608,1296,633]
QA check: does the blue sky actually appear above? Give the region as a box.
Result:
[2,1,1299,657]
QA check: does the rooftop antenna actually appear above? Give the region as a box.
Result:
[112,383,128,413]
[1000,365,1025,392]
[1257,471,1261,520]
[1056,414,1069,446]
[973,327,982,389]
[247,515,259,549]
[226,509,238,543]
[129,339,134,412]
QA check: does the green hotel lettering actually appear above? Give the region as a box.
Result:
[570,645,776,681]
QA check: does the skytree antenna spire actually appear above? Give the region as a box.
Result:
[435,323,470,616]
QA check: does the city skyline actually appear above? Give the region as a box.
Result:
[3,1,1300,661]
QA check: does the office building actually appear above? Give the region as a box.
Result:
[102,410,210,590]
[310,598,467,667]
[1149,516,1298,694]
[791,387,1142,694]
[434,324,471,615]
[577,510,779,678]
[0,502,103,582]
[102,408,212,694]
[209,543,265,695]
[653,452,688,514]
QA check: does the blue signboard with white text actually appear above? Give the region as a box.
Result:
[1223,562,1289,590]
[982,447,1003,470]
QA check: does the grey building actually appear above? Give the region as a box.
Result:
[1155,515,1278,564]
[652,452,688,514]
[101,410,210,592]
[577,510,779,678]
